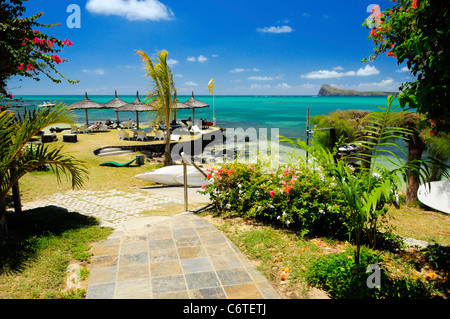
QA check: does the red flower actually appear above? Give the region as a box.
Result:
[387,51,395,57]
[51,55,62,64]
[17,64,24,70]
[411,0,418,9]
[63,38,74,46]
[269,190,276,198]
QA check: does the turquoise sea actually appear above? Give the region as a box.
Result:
[8,94,390,142]
[5,94,416,190]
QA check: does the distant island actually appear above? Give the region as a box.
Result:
[318,84,396,97]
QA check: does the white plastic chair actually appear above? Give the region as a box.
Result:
[122,120,133,129]
[136,130,148,141]
[154,131,165,140]
[191,125,205,134]
[70,125,79,134]
[117,128,130,140]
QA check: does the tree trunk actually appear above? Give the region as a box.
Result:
[12,182,22,214]
[163,131,172,166]
[0,197,8,240]
[405,133,426,205]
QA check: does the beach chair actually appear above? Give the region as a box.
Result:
[136,130,148,141]
[98,124,109,131]
[122,120,133,129]
[170,134,181,141]
[117,128,131,140]
[100,156,142,167]
[154,131,165,140]
[191,125,205,134]
[186,121,194,130]
[70,125,80,134]
[80,125,93,134]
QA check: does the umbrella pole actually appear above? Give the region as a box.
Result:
[136,111,139,129]
[85,109,89,126]
[193,109,195,122]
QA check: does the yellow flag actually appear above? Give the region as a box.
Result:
[208,79,214,94]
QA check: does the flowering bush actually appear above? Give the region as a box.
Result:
[200,159,351,237]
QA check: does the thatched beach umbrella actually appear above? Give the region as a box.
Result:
[115,91,154,129]
[104,90,128,125]
[171,100,191,121]
[68,92,105,125]
[183,92,210,122]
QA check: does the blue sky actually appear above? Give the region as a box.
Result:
[10,0,414,96]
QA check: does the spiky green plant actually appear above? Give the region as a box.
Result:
[0,104,89,238]
[280,95,432,264]
[136,49,177,166]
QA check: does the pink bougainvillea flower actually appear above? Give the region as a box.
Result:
[17,64,24,70]
[269,190,276,198]
[63,38,74,46]
[201,184,206,190]
[51,55,62,64]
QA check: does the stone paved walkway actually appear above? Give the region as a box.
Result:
[21,187,281,299]
[86,212,280,299]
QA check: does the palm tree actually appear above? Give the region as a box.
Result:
[312,109,449,205]
[136,49,177,166]
[0,104,89,239]
[281,96,423,264]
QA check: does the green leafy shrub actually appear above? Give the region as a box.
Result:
[200,159,351,237]
[306,247,437,299]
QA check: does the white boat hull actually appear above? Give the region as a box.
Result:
[135,165,211,187]
[417,180,450,214]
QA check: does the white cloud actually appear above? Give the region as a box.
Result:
[187,55,208,63]
[230,68,245,73]
[211,54,219,58]
[356,65,380,76]
[248,76,273,81]
[396,66,410,73]
[301,65,379,79]
[174,74,183,78]
[358,78,398,91]
[82,68,105,75]
[86,0,174,21]
[276,83,291,89]
[333,66,344,71]
[185,81,198,86]
[167,59,178,66]
[197,55,208,63]
[256,25,294,34]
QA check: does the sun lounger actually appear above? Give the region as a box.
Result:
[170,134,181,141]
[136,130,148,141]
[191,125,205,134]
[79,125,92,134]
[71,125,80,134]
[100,156,142,167]
[154,131,165,140]
[117,128,131,140]
[122,120,133,129]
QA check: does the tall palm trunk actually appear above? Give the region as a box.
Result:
[405,132,426,205]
